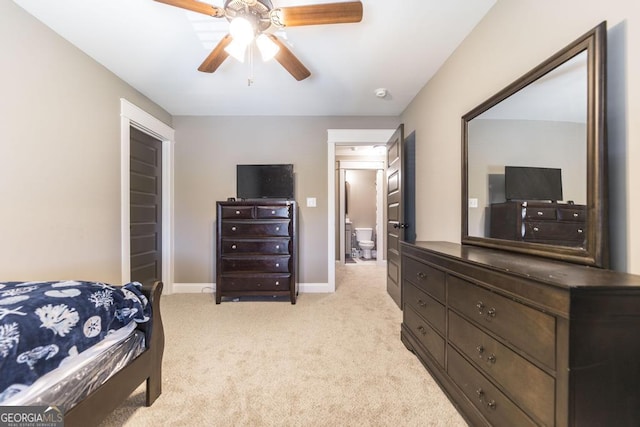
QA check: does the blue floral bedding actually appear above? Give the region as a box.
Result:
[0,280,150,402]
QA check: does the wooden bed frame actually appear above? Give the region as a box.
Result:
[64,281,165,426]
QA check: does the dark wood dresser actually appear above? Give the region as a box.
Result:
[400,241,640,426]
[216,200,297,304]
[489,201,586,246]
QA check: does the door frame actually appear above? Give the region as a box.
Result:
[327,129,395,292]
[120,99,175,293]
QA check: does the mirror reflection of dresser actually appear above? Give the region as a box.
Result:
[489,201,586,246]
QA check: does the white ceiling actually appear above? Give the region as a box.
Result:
[13,0,495,116]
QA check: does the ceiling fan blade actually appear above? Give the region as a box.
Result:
[268,35,311,81]
[154,0,224,17]
[198,35,233,73]
[275,1,363,27]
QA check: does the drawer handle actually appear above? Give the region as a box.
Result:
[231,244,237,250]
[533,226,540,232]
[276,226,280,231]
[416,325,427,336]
[477,302,497,319]
[275,281,280,286]
[257,283,261,287]
[235,210,240,215]
[537,211,543,216]
[573,212,579,217]
[275,263,280,267]
[417,272,427,280]
[276,245,280,249]
[487,354,497,364]
[477,387,496,410]
[476,345,484,355]
[417,299,427,308]
[577,228,583,234]
[231,226,237,232]
[271,210,276,214]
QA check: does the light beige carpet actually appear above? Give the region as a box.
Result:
[100,264,467,426]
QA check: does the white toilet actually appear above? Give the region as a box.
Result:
[355,228,375,259]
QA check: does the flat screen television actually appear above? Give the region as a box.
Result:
[237,164,294,200]
[504,166,563,202]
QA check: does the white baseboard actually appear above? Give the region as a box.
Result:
[172,282,331,294]
[299,283,331,293]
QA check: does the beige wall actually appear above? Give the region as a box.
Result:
[172,116,398,284]
[401,0,639,273]
[0,2,171,283]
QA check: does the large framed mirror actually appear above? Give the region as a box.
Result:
[462,22,608,268]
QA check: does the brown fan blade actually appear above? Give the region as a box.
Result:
[198,35,232,73]
[154,0,224,17]
[268,35,311,81]
[276,1,362,27]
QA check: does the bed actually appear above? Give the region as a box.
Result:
[0,279,164,426]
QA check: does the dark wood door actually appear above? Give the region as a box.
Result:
[386,125,404,308]
[130,126,162,286]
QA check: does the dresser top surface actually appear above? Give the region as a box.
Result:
[403,241,640,290]
[217,200,295,206]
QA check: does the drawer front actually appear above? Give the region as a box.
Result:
[448,347,538,427]
[221,274,291,291]
[448,275,556,369]
[221,255,291,273]
[221,206,254,219]
[404,283,445,334]
[557,206,586,221]
[523,221,585,241]
[256,205,291,219]
[523,206,557,220]
[402,256,445,302]
[221,239,290,255]
[221,221,291,237]
[403,305,445,367]
[448,311,555,426]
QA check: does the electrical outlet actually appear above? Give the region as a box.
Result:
[306,197,317,208]
[468,198,478,208]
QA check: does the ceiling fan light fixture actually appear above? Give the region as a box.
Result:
[256,34,280,61]
[157,0,364,80]
[228,16,255,45]
[224,38,248,62]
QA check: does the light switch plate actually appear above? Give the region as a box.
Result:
[468,198,478,208]
[306,197,317,207]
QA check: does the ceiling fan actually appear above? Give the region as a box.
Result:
[154,0,363,81]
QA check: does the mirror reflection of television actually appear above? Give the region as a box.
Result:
[504,166,563,202]
[237,164,294,200]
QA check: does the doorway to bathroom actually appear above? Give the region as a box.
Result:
[326,129,396,294]
[337,151,385,267]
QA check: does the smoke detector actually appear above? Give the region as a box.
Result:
[374,88,387,98]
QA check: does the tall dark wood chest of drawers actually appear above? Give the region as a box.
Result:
[489,201,586,247]
[400,241,640,427]
[216,200,297,304]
